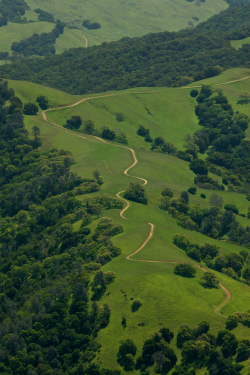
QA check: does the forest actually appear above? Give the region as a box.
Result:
[0,4,250,94]
[0,80,126,375]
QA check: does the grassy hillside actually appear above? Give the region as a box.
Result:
[7,68,250,371]
[0,21,54,53]
[25,0,228,46]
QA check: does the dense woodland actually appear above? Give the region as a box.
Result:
[0,4,250,94]
[0,81,126,375]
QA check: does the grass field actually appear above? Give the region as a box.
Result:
[25,0,227,46]
[8,68,250,372]
[231,36,250,50]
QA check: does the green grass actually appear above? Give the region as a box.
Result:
[231,37,250,50]
[26,0,228,46]
[7,68,250,372]
[0,21,54,53]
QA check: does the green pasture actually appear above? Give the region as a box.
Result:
[26,0,227,46]
[0,21,54,53]
[231,36,250,50]
[8,69,250,371]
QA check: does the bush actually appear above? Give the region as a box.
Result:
[189,159,208,175]
[137,125,149,137]
[188,186,196,195]
[200,272,219,288]
[224,204,239,214]
[131,299,142,312]
[36,94,49,110]
[64,115,82,130]
[23,102,39,115]
[162,188,173,198]
[173,233,190,250]
[225,315,238,330]
[187,247,201,262]
[101,126,116,141]
[123,182,147,205]
[200,193,206,199]
[144,134,152,142]
[116,113,124,122]
[190,89,199,97]
[174,264,196,278]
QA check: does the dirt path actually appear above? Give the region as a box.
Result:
[40,75,247,314]
[127,225,231,314]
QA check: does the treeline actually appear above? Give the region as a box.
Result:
[114,321,247,375]
[160,186,250,248]
[11,22,64,57]
[1,4,250,93]
[186,85,250,189]
[0,0,29,26]
[0,80,125,375]
[64,117,128,144]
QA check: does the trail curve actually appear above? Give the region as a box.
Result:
[128,225,231,314]
[40,75,246,313]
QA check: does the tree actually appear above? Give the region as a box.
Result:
[36,95,49,110]
[123,182,147,205]
[160,327,174,344]
[225,315,238,330]
[131,299,142,312]
[137,125,149,137]
[101,126,116,141]
[201,272,219,288]
[162,188,173,198]
[174,264,196,278]
[224,204,239,214]
[200,84,213,98]
[24,102,39,115]
[189,159,208,175]
[64,115,82,130]
[55,23,64,34]
[117,339,137,371]
[209,194,223,208]
[84,120,95,134]
[239,91,250,104]
[190,89,199,98]
[181,191,189,204]
[32,125,41,141]
[173,233,190,250]
[116,113,124,122]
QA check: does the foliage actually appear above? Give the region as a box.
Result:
[200,272,219,288]
[2,4,250,93]
[64,115,83,130]
[23,102,39,115]
[174,264,196,278]
[123,182,147,205]
[0,81,126,375]
[36,94,49,110]
[189,159,208,175]
[162,188,173,198]
[131,299,142,312]
[117,339,137,371]
[34,8,55,23]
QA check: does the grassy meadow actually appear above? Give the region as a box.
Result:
[231,36,250,50]
[25,0,227,46]
[7,68,250,371]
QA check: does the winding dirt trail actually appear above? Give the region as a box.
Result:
[40,75,248,314]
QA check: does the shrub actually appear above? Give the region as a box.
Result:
[64,115,82,130]
[187,247,201,262]
[224,204,239,215]
[190,89,199,97]
[36,94,49,110]
[137,125,149,137]
[200,193,206,199]
[173,233,190,250]
[23,102,39,115]
[162,188,173,198]
[189,159,208,175]
[200,272,219,288]
[225,315,238,330]
[174,264,196,278]
[188,186,196,195]
[123,182,147,205]
[144,134,152,142]
[116,113,124,122]
[131,299,142,312]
